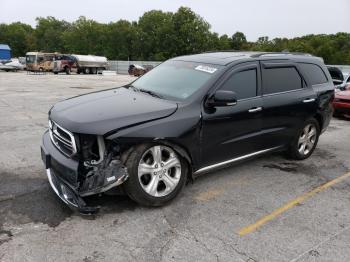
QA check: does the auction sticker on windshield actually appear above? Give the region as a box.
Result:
[195,65,218,74]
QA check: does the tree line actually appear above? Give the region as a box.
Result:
[0,7,349,64]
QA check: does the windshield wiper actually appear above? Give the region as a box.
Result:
[138,89,163,98]
[127,85,163,99]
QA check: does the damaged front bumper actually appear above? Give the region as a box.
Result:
[46,168,99,214]
[41,130,128,214]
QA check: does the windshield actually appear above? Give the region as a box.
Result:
[132,60,222,101]
[26,55,36,64]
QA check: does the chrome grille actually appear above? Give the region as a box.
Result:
[49,120,77,157]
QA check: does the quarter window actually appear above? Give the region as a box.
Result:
[221,69,257,100]
[263,67,302,94]
[298,63,328,85]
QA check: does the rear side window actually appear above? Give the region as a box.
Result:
[221,69,257,100]
[263,67,302,94]
[298,63,328,85]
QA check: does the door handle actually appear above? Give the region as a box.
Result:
[248,107,262,113]
[303,98,315,103]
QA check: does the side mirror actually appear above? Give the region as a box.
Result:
[206,90,237,107]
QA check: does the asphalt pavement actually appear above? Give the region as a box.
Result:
[0,71,349,262]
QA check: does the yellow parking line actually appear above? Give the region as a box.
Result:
[238,172,350,236]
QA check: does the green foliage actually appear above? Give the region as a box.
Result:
[231,32,247,50]
[172,7,213,55]
[0,7,349,64]
[249,33,350,64]
[217,34,232,50]
[137,10,175,60]
[35,16,70,52]
[0,22,34,57]
[61,16,107,56]
[104,20,138,60]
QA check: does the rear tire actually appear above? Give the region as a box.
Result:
[65,67,71,75]
[287,118,320,160]
[123,144,187,206]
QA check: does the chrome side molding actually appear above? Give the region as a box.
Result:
[194,146,282,175]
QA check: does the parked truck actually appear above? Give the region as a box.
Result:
[53,54,108,74]
[53,54,76,74]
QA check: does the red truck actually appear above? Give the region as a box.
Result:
[53,54,76,74]
[53,54,108,74]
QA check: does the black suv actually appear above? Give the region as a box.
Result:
[41,52,334,213]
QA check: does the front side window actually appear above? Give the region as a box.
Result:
[263,67,303,95]
[220,69,257,100]
[132,60,223,101]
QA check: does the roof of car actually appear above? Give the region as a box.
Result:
[172,51,323,66]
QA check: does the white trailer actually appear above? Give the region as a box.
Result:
[71,54,108,74]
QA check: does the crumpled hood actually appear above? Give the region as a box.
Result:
[49,87,178,135]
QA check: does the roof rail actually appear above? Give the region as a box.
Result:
[202,50,243,53]
[202,51,314,57]
[250,52,313,58]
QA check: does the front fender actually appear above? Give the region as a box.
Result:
[105,108,202,173]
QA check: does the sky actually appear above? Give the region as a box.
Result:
[1,0,349,41]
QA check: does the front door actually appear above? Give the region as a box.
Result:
[200,62,263,168]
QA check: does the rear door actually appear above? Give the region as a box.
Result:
[200,62,263,167]
[260,61,317,149]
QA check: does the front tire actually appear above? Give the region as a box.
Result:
[65,67,71,75]
[123,144,187,206]
[288,118,320,160]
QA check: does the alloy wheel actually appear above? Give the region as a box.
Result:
[138,145,181,197]
[298,124,317,155]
